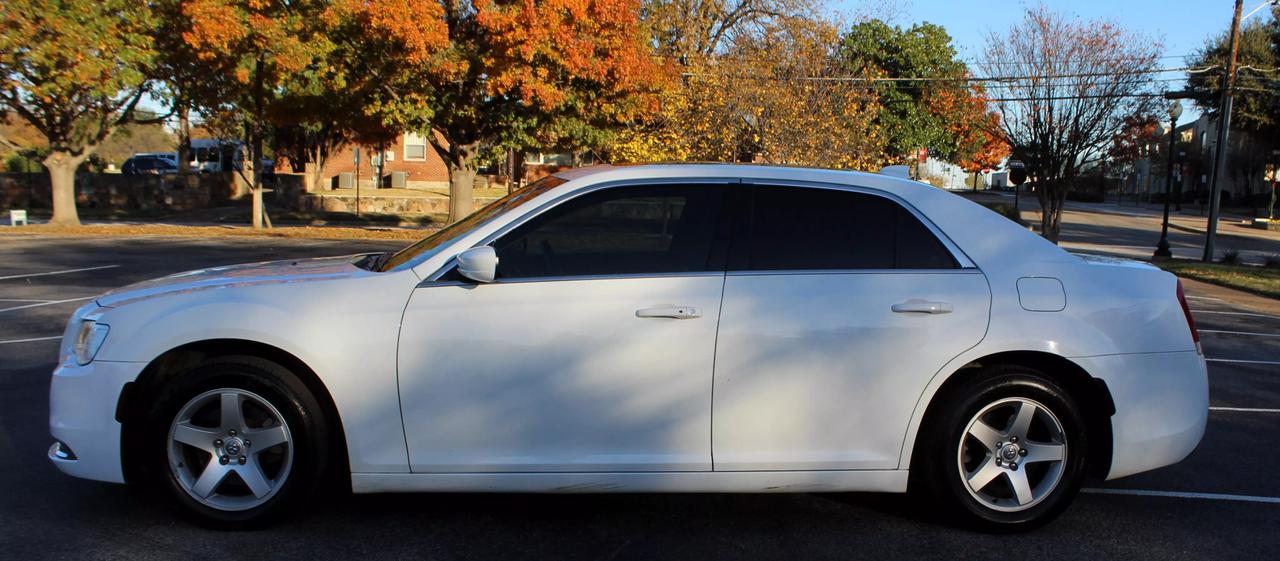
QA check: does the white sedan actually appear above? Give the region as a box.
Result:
[49,164,1207,531]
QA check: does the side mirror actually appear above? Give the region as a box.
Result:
[456,246,498,283]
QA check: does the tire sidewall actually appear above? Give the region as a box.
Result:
[143,357,327,528]
[924,367,1089,531]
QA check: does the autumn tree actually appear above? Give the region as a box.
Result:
[644,0,818,58]
[0,0,161,225]
[980,6,1160,242]
[324,0,665,222]
[609,19,885,168]
[180,0,327,228]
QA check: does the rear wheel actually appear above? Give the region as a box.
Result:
[144,357,329,528]
[915,366,1088,532]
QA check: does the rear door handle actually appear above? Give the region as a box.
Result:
[636,306,702,319]
[891,299,953,314]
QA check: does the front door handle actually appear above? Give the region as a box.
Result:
[636,306,702,319]
[891,299,953,314]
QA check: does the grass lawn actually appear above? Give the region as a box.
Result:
[1157,260,1280,300]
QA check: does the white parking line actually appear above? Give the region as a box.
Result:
[1083,488,1280,505]
[0,299,52,303]
[1200,329,1280,338]
[0,335,61,345]
[1210,406,1280,413]
[0,264,119,281]
[1206,358,1280,366]
[0,296,94,313]
[1185,295,1225,302]
[1192,310,1280,320]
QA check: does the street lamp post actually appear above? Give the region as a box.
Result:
[1155,100,1183,259]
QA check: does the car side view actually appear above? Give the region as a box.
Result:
[49,164,1207,531]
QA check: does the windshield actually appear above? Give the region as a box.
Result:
[379,175,568,272]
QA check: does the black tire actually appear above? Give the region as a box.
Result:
[142,356,330,529]
[912,365,1089,532]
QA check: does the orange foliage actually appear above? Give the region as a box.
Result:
[475,0,666,117]
[929,84,1009,171]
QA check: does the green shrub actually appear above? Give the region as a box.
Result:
[3,152,43,173]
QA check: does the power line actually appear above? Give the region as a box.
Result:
[678,65,1218,84]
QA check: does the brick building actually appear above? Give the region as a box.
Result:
[318,132,450,190]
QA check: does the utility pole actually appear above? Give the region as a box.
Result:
[1204,0,1244,262]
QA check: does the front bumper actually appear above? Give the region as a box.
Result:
[48,359,146,483]
[1074,351,1209,480]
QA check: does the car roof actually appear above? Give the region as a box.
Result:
[549,163,1075,269]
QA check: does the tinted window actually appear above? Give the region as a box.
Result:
[733,185,957,270]
[493,185,726,279]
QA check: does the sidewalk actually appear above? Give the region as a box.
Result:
[1179,276,1280,316]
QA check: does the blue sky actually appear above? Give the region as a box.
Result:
[843,0,1277,119]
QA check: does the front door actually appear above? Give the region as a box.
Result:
[712,184,991,471]
[398,183,730,472]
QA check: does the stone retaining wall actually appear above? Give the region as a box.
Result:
[1,172,241,212]
[296,193,498,215]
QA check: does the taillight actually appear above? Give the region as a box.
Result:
[1176,280,1202,355]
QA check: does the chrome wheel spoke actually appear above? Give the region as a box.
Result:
[219,392,244,432]
[1022,441,1065,464]
[237,463,273,499]
[191,462,230,498]
[1007,469,1035,506]
[967,421,1003,453]
[246,425,288,451]
[172,423,219,451]
[967,461,1003,491]
[1008,401,1036,440]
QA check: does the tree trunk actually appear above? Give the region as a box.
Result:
[250,128,265,229]
[177,107,192,174]
[446,142,480,223]
[44,150,85,226]
[307,144,328,193]
[1037,179,1066,244]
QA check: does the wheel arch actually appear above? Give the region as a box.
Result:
[118,338,350,490]
[908,350,1115,480]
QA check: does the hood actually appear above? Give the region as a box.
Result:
[97,254,369,308]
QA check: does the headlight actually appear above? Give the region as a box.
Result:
[69,320,110,365]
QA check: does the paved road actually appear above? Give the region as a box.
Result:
[2,235,1278,561]
[976,190,1280,263]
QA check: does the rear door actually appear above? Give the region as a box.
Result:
[712,183,991,471]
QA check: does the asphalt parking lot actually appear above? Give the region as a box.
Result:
[2,235,1278,561]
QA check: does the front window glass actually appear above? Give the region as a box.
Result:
[379,175,567,272]
[492,184,726,279]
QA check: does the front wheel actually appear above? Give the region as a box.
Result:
[914,366,1089,532]
[144,356,330,528]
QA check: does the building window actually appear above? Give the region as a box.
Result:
[404,133,427,161]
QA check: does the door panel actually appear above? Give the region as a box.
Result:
[399,276,723,472]
[712,271,990,470]
[397,182,730,473]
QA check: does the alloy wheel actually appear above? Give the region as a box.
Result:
[956,397,1067,512]
[166,388,294,512]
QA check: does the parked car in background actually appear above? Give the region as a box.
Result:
[121,154,179,175]
[49,164,1206,532]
